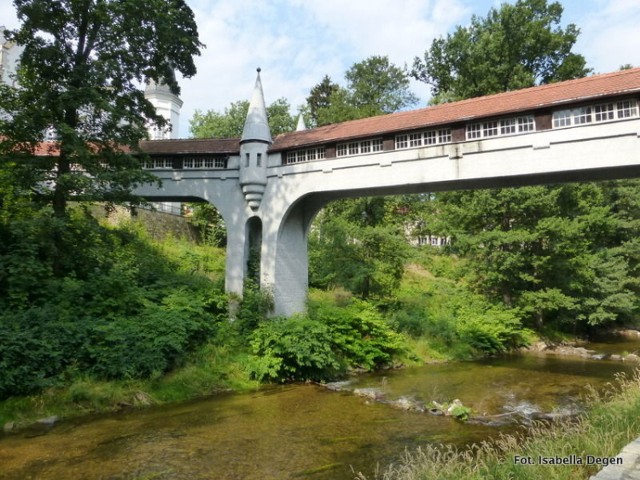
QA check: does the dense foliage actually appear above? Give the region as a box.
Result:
[407,0,639,331]
[189,98,296,138]
[0,208,227,398]
[309,204,409,300]
[426,183,640,329]
[305,55,417,127]
[411,0,590,102]
[249,294,404,382]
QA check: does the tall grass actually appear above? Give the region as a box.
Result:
[358,370,640,480]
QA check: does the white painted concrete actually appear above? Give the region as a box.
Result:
[136,116,640,316]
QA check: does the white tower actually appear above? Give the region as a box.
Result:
[0,27,23,87]
[239,68,272,211]
[144,77,183,139]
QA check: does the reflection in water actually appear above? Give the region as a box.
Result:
[0,353,638,480]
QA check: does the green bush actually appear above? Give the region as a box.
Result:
[249,316,341,382]
[309,299,405,370]
[86,292,215,379]
[0,209,227,399]
[249,296,405,383]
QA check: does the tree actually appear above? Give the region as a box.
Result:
[309,209,409,301]
[305,75,340,126]
[410,0,639,330]
[306,57,419,296]
[412,0,590,102]
[346,55,418,115]
[0,0,203,216]
[189,98,296,138]
[308,55,418,126]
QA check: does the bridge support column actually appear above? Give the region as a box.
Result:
[224,219,247,301]
[261,196,327,317]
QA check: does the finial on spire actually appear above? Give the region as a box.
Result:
[257,67,261,73]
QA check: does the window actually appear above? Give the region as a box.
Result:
[396,129,451,149]
[501,118,517,135]
[518,116,535,132]
[182,156,226,169]
[337,138,384,157]
[245,153,250,167]
[468,115,535,139]
[573,107,592,125]
[594,103,615,122]
[257,153,262,167]
[553,100,638,129]
[144,158,172,169]
[466,123,482,140]
[617,100,638,119]
[425,131,437,145]
[553,110,572,128]
[284,147,326,164]
[483,121,499,137]
[438,130,452,143]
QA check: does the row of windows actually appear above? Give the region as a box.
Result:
[184,157,227,169]
[552,100,638,128]
[143,158,173,169]
[285,147,326,164]
[336,138,383,157]
[466,116,535,140]
[396,129,452,150]
[144,98,640,169]
[142,156,227,169]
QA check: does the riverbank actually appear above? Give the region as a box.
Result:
[0,343,261,432]
[3,323,638,434]
[359,369,640,480]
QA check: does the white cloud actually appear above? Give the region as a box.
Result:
[575,0,640,72]
[178,0,471,136]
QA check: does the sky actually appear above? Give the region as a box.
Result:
[2,0,640,138]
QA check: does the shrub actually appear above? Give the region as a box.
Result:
[249,316,342,382]
[309,299,405,370]
[248,296,405,383]
[0,210,227,398]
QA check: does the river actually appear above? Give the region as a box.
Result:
[1,345,639,480]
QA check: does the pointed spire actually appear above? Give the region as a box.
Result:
[295,113,307,131]
[241,68,272,144]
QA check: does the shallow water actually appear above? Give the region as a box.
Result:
[1,351,638,480]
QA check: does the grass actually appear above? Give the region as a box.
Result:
[357,370,640,480]
[0,340,260,429]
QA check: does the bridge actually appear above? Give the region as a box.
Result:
[136,68,640,316]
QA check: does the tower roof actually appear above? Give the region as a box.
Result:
[241,68,272,144]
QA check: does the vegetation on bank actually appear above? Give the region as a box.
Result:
[359,370,640,480]
[0,203,538,428]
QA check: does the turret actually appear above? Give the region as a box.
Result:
[144,75,183,139]
[239,68,272,211]
[296,113,307,131]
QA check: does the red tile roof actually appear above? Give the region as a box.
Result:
[140,138,239,154]
[271,67,640,151]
